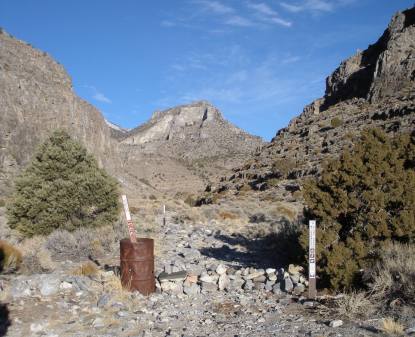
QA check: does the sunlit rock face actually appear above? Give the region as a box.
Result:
[0,29,118,195]
[121,100,263,162]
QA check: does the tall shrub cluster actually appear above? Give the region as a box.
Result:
[7,130,120,236]
[301,128,415,290]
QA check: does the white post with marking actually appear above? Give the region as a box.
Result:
[308,220,317,299]
[122,195,137,243]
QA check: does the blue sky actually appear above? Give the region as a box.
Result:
[1,1,413,140]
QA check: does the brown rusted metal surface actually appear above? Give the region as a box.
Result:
[120,238,155,295]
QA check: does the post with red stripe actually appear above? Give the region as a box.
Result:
[122,195,137,243]
[308,220,317,299]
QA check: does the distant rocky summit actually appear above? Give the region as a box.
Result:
[121,100,263,161]
[203,6,415,199]
[119,101,265,195]
[105,120,129,140]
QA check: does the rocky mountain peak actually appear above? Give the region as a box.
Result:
[150,100,222,124]
[303,6,415,116]
[121,101,259,158]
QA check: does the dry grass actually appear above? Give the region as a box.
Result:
[334,291,376,319]
[18,236,55,274]
[269,202,297,222]
[381,317,405,336]
[218,211,239,220]
[72,262,99,276]
[0,240,22,273]
[101,274,138,309]
[368,242,415,306]
[46,222,127,260]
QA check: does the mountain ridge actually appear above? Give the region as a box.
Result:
[199,6,415,204]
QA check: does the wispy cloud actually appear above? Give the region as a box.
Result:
[84,85,112,104]
[162,0,291,30]
[247,2,292,27]
[160,20,176,27]
[280,0,353,14]
[248,2,279,16]
[164,46,315,110]
[195,0,256,27]
[225,15,254,27]
[93,92,112,104]
[195,0,234,14]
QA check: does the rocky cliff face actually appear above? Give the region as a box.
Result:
[319,7,415,111]
[0,28,264,199]
[0,30,118,196]
[201,6,415,202]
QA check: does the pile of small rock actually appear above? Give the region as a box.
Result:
[157,263,309,296]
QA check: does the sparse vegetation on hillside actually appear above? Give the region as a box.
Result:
[301,128,415,289]
[7,130,120,237]
[330,117,343,128]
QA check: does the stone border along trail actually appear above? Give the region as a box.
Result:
[2,216,380,336]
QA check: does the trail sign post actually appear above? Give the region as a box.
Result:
[308,220,317,299]
[122,195,137,243]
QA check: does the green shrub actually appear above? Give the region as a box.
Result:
[330,117,343,128]
[184,194,196,207]
[0,240,22,273]
[300,128,415,290]
[7,130,120,237]
[271,158,297,178]
[0,199,5,208]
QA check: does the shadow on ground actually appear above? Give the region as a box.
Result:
[200,219,304,269]
[0,303,10,337]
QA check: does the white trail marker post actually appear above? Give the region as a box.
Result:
[162,204,166,227]
[308,220,317,299]
[122,195,137,243]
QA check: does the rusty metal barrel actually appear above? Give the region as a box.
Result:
[120,238,155,295]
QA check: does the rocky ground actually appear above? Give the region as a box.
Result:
[0,213,400,337]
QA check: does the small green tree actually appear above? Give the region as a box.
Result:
[7,130,120,236]
[300,128,415,290]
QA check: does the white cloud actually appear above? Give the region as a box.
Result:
[281,55,301,64]
[166,49,315,107]
[93,92,112,104]
[280,0,353,14]
[84,85,112,104]
[195,0,234,14]
[161,20,176,27]
[247,2,279,16]
[225,15,254,27]
[183,0,291,30]
[269,17,292,27]
[247,2,292,27]
[279,2,303,13]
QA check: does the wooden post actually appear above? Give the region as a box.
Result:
[121,195,137,243]
[308,220,317,299]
